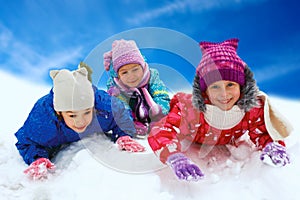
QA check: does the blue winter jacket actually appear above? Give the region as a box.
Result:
[15,86,136,165]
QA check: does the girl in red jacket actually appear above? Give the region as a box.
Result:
[148,38,292,181]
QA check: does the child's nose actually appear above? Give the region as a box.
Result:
[75,117,85,127]
[127,72,135,80]
[219,86,228,97]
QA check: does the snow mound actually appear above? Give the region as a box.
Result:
[1,70,300,200]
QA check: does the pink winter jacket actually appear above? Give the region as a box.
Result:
[148,92,290,163]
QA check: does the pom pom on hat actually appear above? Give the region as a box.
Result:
[196,38,246,91]
[50,68,94,111]
[103,51,112,71]
[103,39,145,72]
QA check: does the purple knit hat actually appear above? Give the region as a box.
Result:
[103,39,146,72]
[196,38,246,91]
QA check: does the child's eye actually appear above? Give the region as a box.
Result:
[121,71,128,75]
[84,111,91,115]
[69,114,76,118]
[227,82,236,87]
[210,85,219,89]
[132,67,139,72]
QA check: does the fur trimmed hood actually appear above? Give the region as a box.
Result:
[192,65,259,112]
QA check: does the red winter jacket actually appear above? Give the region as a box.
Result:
[148,92,282,163]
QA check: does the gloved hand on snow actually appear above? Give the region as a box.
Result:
[260,142,290,167]
[24,158,56,180]
[167,153,204,181]
[117,136,146,152]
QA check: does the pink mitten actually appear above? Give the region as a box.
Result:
[117,136,146,152]
[24,158,56,180]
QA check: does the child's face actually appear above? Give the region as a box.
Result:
[206,80,241,111]
[118,63,143,88]
[59,107,93,133]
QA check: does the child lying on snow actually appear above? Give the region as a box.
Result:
[15,64,145,180]
[148,38,293,181]
[103,39,170,138]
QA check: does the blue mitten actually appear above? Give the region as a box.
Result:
[167,153,204,181]
[260,142,290,167]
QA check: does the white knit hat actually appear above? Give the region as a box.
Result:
[50,68,94,111]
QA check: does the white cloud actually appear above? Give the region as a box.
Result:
[0,25,12,49]
[126,0,267,25]
[0,23,83,83]
[126,1,188,25]
[254,63,299,83]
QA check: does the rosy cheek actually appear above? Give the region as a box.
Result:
[70,119,76,127]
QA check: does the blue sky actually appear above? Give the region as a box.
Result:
[0,0,299,99]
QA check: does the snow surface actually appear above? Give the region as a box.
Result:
[1,69,300,200]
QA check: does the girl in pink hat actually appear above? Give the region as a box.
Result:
[147,38,293,181]
[103,39,170,138]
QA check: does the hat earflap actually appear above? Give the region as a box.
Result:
[236,65,259,112]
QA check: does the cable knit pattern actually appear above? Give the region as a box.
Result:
[103,39,146,73]
[204,104,245,129]
[197,38,246,91]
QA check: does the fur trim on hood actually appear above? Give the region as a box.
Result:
[192,65,259,112]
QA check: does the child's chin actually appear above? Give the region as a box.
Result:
[74,127,87,133]
[127,84,138,88]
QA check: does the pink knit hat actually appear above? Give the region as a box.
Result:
[196,38,246,91]
[103,39,145,72]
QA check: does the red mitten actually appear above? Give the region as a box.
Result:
[24,158,56,180]
[117,136,146,152]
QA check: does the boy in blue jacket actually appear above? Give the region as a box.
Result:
[15,66,145,180]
